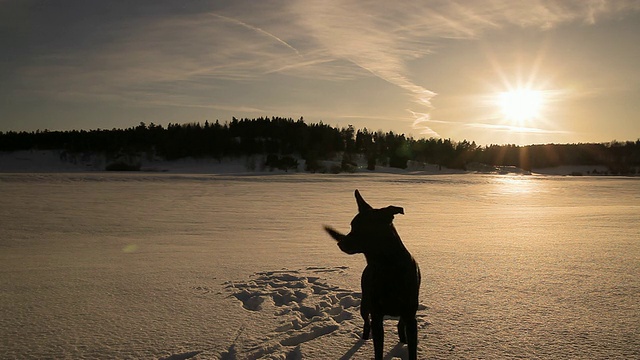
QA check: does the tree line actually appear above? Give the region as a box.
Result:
[1,116,639,174]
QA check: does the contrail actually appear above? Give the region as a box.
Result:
[408,110,441,137]
[210,13,301,56]
[348,58,439,136]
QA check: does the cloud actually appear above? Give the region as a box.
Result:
[6,0,640,130]
[289,0,640,135]
[13,12,307,110]
[12,6,369,107]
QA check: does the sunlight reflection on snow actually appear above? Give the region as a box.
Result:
[493,175,540,195]
[122,244,139,253]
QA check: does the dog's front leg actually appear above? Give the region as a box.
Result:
[371,313,384,360]
[360,266,372,340]
[361,308,370,340]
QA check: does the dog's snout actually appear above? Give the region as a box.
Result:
[336,232,366,255]
[324,226,346,242]
[337,236,359,254]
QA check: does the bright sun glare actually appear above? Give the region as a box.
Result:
[498,89,544,124]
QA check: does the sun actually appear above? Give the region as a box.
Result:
[498,89,544,123]
[497,88,544,124]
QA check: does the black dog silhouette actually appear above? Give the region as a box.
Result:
[325,190,421,360]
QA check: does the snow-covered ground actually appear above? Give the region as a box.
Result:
[0,172,638,359]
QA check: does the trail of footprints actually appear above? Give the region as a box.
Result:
[220,266,428,359]
[220,267,359,359]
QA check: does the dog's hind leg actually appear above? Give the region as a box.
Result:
[405,316,418,360]
[397,317,407,343]
[371,313,385,360]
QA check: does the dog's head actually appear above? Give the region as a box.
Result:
[324,190,404,255]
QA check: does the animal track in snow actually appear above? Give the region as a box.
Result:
[221,267,361,359]
[221,266,429,359]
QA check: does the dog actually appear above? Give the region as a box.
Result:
[324,190,421,360]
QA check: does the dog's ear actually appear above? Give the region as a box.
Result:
[381,206,404,221]
[355,189,373,212]
[385,206,404,215]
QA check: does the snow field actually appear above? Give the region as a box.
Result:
[1,173,637,359]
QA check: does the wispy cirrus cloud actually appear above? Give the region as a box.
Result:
[13,7,366,108]
[12,12,302,111]
[289,0,640,135]
[3,0,640,134]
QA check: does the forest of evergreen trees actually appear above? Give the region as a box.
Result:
[1,116,639,174]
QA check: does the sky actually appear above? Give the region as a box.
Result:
[1,0,639,145]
